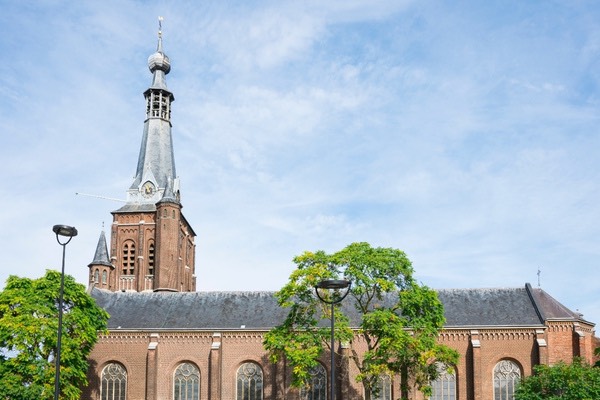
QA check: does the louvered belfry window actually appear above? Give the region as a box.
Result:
[122,242,135,275]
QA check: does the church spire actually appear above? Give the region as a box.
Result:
[126,17,178,206]
[101,19,196,293]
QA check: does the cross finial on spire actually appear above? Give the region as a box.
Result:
[537,267,541,287]
[157,16,164,52]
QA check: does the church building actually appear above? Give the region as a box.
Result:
[83,28,597,400]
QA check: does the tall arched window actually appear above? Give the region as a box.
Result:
[148,242,155,275]
[300,363,327,400]
[122,242,135,275]
[371,374,392,400]
[94,269,100,283]
[430,363,456,400]
[102,270,107,284]
[174,362,200,400]
[493,360,521,400]
[101,362,127,400]
[236,362,263,400]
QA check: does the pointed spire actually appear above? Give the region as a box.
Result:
[121,18,178,208]
[157,177,179,205]
[89,230,113,268]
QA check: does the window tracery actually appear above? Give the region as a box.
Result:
[236,362,263,400]
[101,362,127,400]
[493,360,521,400]
[430,363,456,400]
[300,363,327,400]
[370,374,392,400]
[174,362,200,400]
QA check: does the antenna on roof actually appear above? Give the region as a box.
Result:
[537,267,541,287]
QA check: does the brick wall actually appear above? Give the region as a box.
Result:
[84,319,595,400]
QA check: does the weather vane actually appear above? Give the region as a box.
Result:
[158,16,163,39]
[537,267,541,287]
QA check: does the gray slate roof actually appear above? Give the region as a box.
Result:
[436,287,541,327]
[88,231,112,267]
[91,284,586,331]
[93,290,287,330]
[113,203,157,213]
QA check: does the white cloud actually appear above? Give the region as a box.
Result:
[0,0,599,326]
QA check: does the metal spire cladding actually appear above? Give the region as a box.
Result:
[126,17,178,207]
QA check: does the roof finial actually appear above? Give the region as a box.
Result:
[537,267,541,287]
[157,16,164,52]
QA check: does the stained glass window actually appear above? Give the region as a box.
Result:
[430,363,456,400]
[300,363,327,400]
[101,363,126,400]
[174,362,200,400]
[371,374,392,400]
[493,360,521,400]
[236,362,263,400]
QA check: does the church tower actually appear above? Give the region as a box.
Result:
[88,21,196,292]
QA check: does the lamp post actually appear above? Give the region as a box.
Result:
[315,279,351,400]
[52,224,78,400]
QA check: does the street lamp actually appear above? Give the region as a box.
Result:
[315,279,351,400]
[52,224,78,400]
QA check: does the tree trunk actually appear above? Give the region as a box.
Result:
[400,365,409,400]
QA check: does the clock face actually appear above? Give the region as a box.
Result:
[142,181,155,198]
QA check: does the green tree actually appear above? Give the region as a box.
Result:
[263,242,459,400]
[515,358,600,400]
[0,270,109,400]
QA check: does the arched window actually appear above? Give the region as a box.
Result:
[148,243,155,275]
[236,362,263,400]
[371,374,392,400]
[493,360,521,400]
[300,363,327,400]
[122,241,135,275]
[174,362,200,400]
[101,362,127,400]
[430,363,456,400]
[94,269,100,283]
[102,270,107,284]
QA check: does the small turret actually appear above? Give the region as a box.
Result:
[88,230,114,290]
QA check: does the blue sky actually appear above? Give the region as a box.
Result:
[1,1,599,326]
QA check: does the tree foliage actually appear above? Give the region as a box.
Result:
[0,270,109,400]
[263,242,459,400]
[515,358,600,400]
